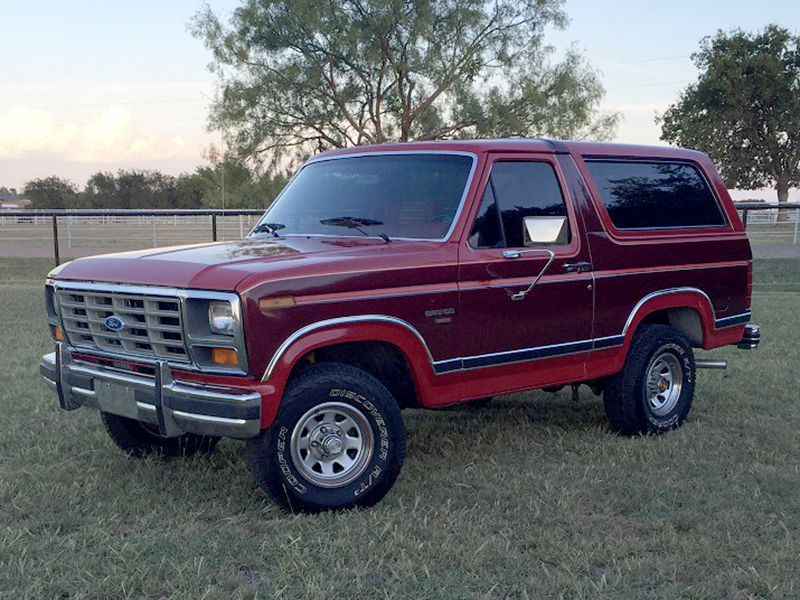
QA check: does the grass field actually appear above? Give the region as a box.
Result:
[1,258,798,599]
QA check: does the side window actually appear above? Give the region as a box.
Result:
[585,160,727,230]
[468,183,504,248]
[469,161,570,248]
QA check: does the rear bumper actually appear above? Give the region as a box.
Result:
[738,324,761,350]
[41,343,262,439]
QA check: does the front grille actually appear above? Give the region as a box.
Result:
[56,289,189,362]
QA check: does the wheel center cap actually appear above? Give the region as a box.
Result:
[323,435,344,456]
[309,424,345,459]
[658,378,669,393]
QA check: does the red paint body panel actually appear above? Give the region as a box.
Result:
[49,139,756,430]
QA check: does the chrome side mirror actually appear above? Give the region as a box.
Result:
[523,216,567,245]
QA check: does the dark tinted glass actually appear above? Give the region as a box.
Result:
[585,160,726,229]
[468,184,504,248]
[254,154,473,239]
[491,162,568,248]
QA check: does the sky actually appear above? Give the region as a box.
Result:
[1,0,799,200]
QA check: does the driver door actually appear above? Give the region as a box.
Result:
[455,155,594,395]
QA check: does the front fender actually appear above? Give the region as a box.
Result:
[258,316,445,427]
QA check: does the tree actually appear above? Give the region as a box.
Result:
[191,0,618,167]
[660,25,800,205]
[83,170,180,209]
[22,176,79,209]
[191,157,289,208]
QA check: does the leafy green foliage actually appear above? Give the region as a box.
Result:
[660,25,800,202]
[23,176,79,209]
[18,162,287,210]
[191,0,618,166]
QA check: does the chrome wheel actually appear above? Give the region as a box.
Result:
[290,402,374,488]
[645,352,683,417]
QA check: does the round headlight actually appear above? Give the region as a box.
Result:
[209,301,235,335]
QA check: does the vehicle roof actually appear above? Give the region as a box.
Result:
[312,138,709,162]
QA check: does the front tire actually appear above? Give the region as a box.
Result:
[101,412,220,458]
[247,363,406,512]
[604,325,696,435]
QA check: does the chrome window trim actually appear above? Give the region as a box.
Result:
[582,157,730,231]
[50,280,249,375]
[249,150,479,243]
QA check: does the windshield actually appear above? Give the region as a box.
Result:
[251,153,474,240]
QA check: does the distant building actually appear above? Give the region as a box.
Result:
[0,194,32,210]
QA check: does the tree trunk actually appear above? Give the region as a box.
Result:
[776,176,790,223]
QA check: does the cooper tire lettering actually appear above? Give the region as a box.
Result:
[604,324,696,436]
[247,363,406,512]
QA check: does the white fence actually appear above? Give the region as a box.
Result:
[735,204,800,245]
[0,214,261,248]
[0,211,263,256]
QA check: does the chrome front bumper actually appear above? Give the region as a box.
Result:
[41,343,262,439]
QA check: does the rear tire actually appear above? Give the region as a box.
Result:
[247,362,406,513]
[101,412,219,458]
[604,325,695,435]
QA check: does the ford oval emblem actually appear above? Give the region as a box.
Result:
[105,315,126,332]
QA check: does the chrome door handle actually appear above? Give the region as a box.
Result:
[564,261,591,273]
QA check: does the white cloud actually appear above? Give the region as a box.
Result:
[0,105,200,163]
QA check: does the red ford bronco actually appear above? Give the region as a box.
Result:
[42,139,760,512]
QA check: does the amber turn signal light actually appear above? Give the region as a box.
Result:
[259,296,296,310]
[211,347,238,366]
[53,326,65,341]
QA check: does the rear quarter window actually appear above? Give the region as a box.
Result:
[585,160,727,230]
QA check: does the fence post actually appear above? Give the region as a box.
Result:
[153,217,158,247]
[67,215,72,248]
[52,215,60,266]
[741,208,748,230]
[212,214,218,241]
[239,214,244,238]
[794,208,799,245]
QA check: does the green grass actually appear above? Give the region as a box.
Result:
[1,258,798,599]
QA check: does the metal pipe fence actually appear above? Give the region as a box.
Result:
[735,202,800,246]
[0,209,264,265]
[1,204,798,266]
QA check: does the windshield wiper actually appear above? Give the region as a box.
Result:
[252,222,284,238]
[319,216,391,241]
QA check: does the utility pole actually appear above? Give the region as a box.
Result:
[220,130,226,212]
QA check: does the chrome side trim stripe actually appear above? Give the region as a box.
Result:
[262,295,752,380]
[431,336,624,374]
[715,312,751,329]
[460,339,592,371]
[593,335,626,350]
[433,359,462,374]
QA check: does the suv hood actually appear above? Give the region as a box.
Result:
[49,236,443,292]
